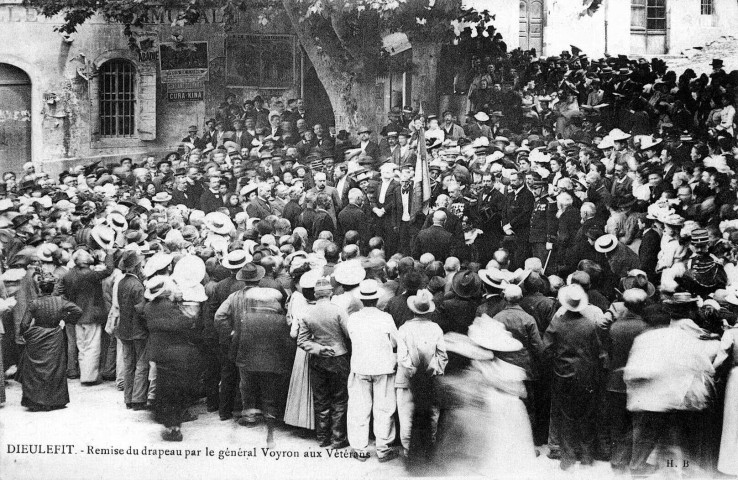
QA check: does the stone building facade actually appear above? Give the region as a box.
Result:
[0,1,334,176]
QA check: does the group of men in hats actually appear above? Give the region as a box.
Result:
[1,46,738,477]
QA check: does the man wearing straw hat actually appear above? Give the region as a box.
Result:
[208,249,250,420]
[542,284,604,470]
[344,279,399,462]
[395,289,447,457]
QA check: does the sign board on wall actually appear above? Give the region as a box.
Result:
[159,41,209,83]
[166,81,205,102]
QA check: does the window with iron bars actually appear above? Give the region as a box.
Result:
[99,59,136,137]
[701,0,713,15]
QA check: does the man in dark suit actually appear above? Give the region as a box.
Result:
[231,118,253,150]
[182,125,204,149]
[374,163,400,255]
[422,194,464,247]
[313,193,336,239]
[503,171,535,269]
[475,172,508,265]
[337,188,369,248]
[245,183,274,219]
[639,216,662,284]
[171,167,198,209]
[201,119,217,149]
[357,126,380,167]
[332,163,355,210]
[413,210,454,261]
[200,175,226,214]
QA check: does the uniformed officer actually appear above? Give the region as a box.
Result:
[528,178,558,266]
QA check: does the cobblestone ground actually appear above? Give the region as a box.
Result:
[0,377,627,480]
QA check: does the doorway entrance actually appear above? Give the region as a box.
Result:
[0,63,31,174]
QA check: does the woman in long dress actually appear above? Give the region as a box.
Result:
[141,275,204,441]
[716,323,738,475]
[283,263,314,431]
[20,273,82,411]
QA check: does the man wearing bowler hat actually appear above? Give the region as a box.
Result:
[214,262,292,438]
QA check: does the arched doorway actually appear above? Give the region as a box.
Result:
[0,64,31,174]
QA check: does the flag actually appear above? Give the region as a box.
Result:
[411,125,432,218]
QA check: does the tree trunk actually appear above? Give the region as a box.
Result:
[282,0,376,133]
[410,41,442,114]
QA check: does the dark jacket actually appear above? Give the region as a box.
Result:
[59,254,114,325]
[171,189,198,210]
[312,208,335,239]
[337,203,368,241]
[492,304,543,379]
[529,195,558,244]
[413,225,454,262]
[520,292,557,333]
[505,186,535,235]
[639,228,661,283]
[117,274,147,341]
[246,197,273,219]
[199,189,225,214]
[282,200,303,231]
[214,286,293,373]
[602,303,648,393]
[542,310,603,385]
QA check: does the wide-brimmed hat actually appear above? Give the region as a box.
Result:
[609,128,631,142]
[662,213,685,227]
[664,292,699,304]
[236,263,266,283]
[172,255,207,288]
[118,250,143,271]
[452,270,482,299]
[358,279,380,300]
[558,284,589,312]
[240,183,259,197]
[407,289,435,315]
[594,234,618,253]
[143,252,174,278]
[152,192,172,203]
[35,243,58,263]
[222,249,250,270]
[468,315,523,352]
[639,136,663,151]
[299,269,324,289]
[106,211,128,232]
[90,224,116,250]
[478,268,509,289]
[474,111,489,122]
[204,212,234,235]
[333,260,366,286]
[144,275,174,301]
[443,332,496,360]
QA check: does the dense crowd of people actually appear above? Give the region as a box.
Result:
[1,46,738,477]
